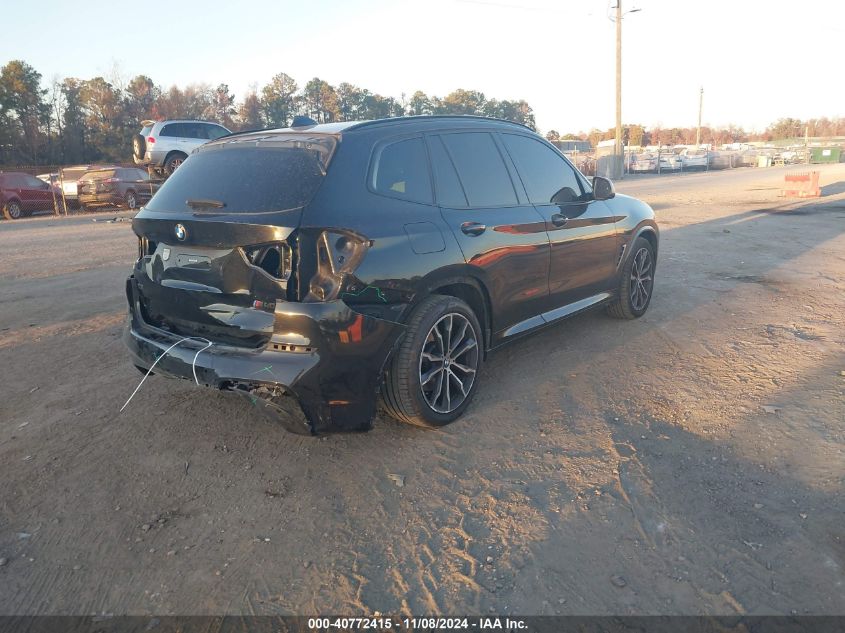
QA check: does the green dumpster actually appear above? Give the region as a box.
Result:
[810,147,841,163]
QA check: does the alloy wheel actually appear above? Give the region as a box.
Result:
[7,202,21,219]
[630,247,653,311]
[126,193,137,209]
[418,313,479,414]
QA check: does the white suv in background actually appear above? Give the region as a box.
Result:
[133,120,231,175]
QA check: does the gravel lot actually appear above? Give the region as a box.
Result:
[0,165,843,615]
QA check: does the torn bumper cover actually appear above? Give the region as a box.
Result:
[123,276,405,435]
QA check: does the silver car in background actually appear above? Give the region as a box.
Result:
[630,153,658,172]
[680,149,709,170]
[132,119,231,175]
[659,153,683,171]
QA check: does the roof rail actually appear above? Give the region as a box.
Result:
[209,114,533,142]
[212,127,277,141]
[345,114,533,132]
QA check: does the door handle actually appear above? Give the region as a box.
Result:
[551,213,569,227]
[460,221,486,236]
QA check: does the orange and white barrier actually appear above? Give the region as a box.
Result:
[780,171,821,198]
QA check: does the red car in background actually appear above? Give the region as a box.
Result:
[1,172,64,219]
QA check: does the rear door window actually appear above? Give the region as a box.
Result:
[428,135,467,207]
[439,132,517,207]
[160,123,183,137]
[371,136,432,204]
[146,137,336,214]
[184,123,207,139]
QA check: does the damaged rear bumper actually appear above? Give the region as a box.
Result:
[123,276,405,435]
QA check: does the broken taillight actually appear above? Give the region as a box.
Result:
[137,236,157,259]
[243,243,292,281]
[304,231,369,302]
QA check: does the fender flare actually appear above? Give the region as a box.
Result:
[621,223,659,271]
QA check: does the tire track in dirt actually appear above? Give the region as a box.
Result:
[0,312,125,351]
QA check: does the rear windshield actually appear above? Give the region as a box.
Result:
[123,168,150,180]
[141,125,153,136]
[62,167,92,179]
[82,169,116,180]
[146,136,337,214]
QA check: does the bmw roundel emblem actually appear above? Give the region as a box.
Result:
[174,223,187,241]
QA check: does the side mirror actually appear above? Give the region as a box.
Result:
[592,176,615,200]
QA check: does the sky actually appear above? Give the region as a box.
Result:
[4,0,845,135]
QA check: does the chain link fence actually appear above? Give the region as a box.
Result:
[1,163,162,220]
[556,140,845,181]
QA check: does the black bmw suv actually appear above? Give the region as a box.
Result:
[125,116,658,435]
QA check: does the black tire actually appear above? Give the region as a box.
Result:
[607,236,655,319]
[3,199,22,220]
[133,134,146,161]
[382,294,483,428]
[124,190,138,210]
[164,153,187,175]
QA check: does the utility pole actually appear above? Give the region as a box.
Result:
[696,86,703,148]
[611,2,640,178]
[615,1,623,177]
[805,124,810,164]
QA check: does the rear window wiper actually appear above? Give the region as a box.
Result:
[186,198,226,210]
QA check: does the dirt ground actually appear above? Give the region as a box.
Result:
[0,164,843,616]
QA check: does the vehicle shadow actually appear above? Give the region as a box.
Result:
[820,181,845,196]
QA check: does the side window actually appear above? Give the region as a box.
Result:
[24,175,45,188]
[189,124,209,139]
[502,134,583,205]
[159,123,179,137]
[180,123,198,138]
[428,135,467,207]
[440,132,517,207]
[372,137,432,204]
[206,125,229,140]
